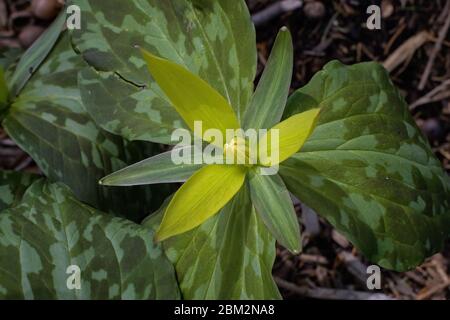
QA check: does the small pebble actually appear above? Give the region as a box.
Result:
[381,0,394,19]
[420,118,444,141]
[303,1,326,19]
[19,25,45,48]
[31,0,62,20]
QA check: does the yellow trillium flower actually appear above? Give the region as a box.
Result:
[101,28,320,253]
[140,50,320,243]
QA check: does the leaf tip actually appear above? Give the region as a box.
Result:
[98,176,115,186]
[278,26,292,40]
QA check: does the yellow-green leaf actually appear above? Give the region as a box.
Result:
[259,108,321,166]
[156,164,247,242]
[141,49,240,143]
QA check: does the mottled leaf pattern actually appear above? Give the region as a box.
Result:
[0,47,22,71]
[0,180,180,300]
[72,0,256,144]
[2,33,171,219]
[281,61,450,271]
[145,186,281,300]
[9,10,66,96]
[0,171,39,211]
[2,0,445,300]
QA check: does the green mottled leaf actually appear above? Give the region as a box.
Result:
[100,146,203,186]
[243,27,293,130]
[0,180,180,300]
[0,171,39,211]
[248,170,300,254]
[281,61,450,271]
[9,10,66,96]
[2,33,168,219]
[72,0,256,144]
[144,186,281,300]
[0,47,22,71]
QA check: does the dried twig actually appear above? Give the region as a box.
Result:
[409,79,450,110]
[383,31,430,72]
[416,279,450,300]
[252,0,303,27]
[331,230,349,248]
[418,0,450,90]
[338,252,368,286]
[275,277,394,300]
[304,12,338,56]
[299,254,328,265]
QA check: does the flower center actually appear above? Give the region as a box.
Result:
[224,136,254,166]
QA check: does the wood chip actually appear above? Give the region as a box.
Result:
[383,31,430,72]
[416,280,450,300]
[332,230,350,248]
[299,254,328,265]
[275,277,394,300]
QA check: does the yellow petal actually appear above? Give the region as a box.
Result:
[156,164,247,241]
[259,108,321,166]
[141,49,240,142]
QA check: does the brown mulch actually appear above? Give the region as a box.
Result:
[1,0,450,300]
[248,0,450,300]
[0,0,63,48]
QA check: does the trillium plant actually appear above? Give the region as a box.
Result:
[101,30,320,253]
[0,0,449,300]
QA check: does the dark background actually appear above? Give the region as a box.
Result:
[1,0,449,300]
